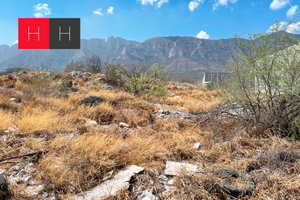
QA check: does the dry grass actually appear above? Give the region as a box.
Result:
[0,72,299,199]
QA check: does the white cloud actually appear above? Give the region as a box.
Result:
[196,30,209,39]
[33,3,51,18]
[107,6,114,14]
[157,0,168,8]
[213,0,238,11]
[94,8,104,16]
[269,0,289,10]
[267,21,287,33]
[188,0,204,12]
[286,22,300,33]
[13,40,18,45]
[287,5,298,17]
[267,21,300,33]
[138,0,168,8]
[33,12,44,18]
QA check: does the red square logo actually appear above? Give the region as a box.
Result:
[18,18,49,49]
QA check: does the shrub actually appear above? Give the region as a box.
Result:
[220,18,300,137]
[123,63,168,101]
[65,55,103,74]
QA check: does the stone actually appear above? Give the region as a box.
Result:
[9,165,20,172]
[26,185,45,196]
[9,98,17,102]
[73,165,144,200]
[72,72,92,78]
[80,96,103,107]
[213,168,248,179]
[119,122,130,128]
[0,169,9,177]
[86,120,98,127]
[164,161,201,176]
[154,110,195,120]
[5,125,19,134]
[0,175,6,185]
[43,192,49,198]
[68,81,79,88]
[25,163,35,174]
[193,142,200,149]
[138,191,158,200]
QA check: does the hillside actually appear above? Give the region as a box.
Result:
[0,70,299,199]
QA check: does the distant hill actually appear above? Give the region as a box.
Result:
[0,32,299,80]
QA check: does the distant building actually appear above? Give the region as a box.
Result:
[202,70,230,84]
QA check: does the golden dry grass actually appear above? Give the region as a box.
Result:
[0,72,299,199]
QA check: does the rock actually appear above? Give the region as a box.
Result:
[193,142,200,149]
[0,170,8,177]
[138,191,158,200]
[68,81,79,88]
[119,122,130,128]
[154,110,195,119]
[72,72,92,78]
[73,165,144,200]
[213,168,248,179]
[80,96,103,107]
[5,125,19,134]
[0,175,6,186]
[164,161,201,176]
[9,98,17,102]
[43,192,49,198]
[0,174,8,199]
[24,163,35,174]
[86,120,98,127]
[26,185,45,195]
[9,165,20,172]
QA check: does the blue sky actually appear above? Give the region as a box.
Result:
[0,0,299,46]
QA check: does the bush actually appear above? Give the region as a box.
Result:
[22,74,69,97]
[65,55,103,74]
[123,63,168,101]
[220,18,300,137]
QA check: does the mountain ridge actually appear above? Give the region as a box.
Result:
[1,33,299,78]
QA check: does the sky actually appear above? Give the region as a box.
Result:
[0,0,299,46]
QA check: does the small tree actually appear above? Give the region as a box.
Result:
[65,55,103,74]
[220,18,300,137]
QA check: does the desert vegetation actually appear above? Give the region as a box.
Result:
[0,20,300,200]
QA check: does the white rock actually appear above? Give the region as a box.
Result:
[0,169,9,177]
[119,122,129,128]
[26,185,44,195]
[5,126,19,134]
[9,165,20,172]
[138,191,158,200]
[86,120,98,126]
[164,161,201,176]
[9,98,17,102]
[193,142,200,149]
[73,165,144,200]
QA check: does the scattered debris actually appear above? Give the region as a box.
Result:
[86,120,98,127]
[119,122,130,128]
[25,185,45,196]
[72,72,92,78]
[4,125,19,134]
[138,190,158,200]
[164,161,201,176]
[154,109,195,119]
[193,142,200,149]
[73,165,144,200]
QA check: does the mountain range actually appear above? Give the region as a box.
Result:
[1,32,300,80]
